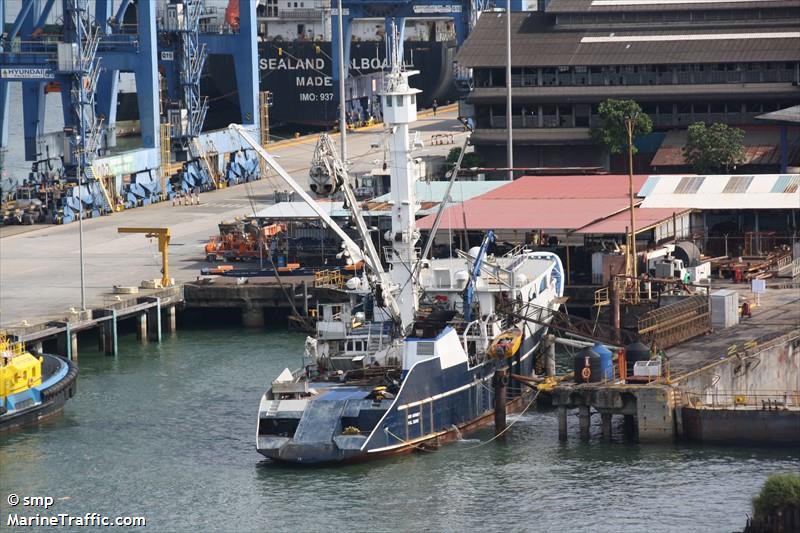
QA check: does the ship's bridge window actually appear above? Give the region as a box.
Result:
[396,95,403,106]
[385,96,392,107]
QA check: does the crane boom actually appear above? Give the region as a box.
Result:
[227,124,403,326]
[463,230,495,322]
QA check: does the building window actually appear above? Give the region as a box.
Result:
[265,0,278,17]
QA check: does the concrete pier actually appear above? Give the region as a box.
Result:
[551,322,798,444]
[1,110,461,329]
[7,287,181,358]
[242,306,265,328]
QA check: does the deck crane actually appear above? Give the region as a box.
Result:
[227,125,404,330]
[463,230,495,322]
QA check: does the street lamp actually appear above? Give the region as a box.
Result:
[624,112,638,280]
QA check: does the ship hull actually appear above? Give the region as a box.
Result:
[0,354,78,434]
[204,40,457,130]
[257,330,542,465]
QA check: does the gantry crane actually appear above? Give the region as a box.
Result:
[117,227,172,288]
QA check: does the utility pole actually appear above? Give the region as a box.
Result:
[75,1,87,311]
[336,0,347,166]
[505,1,513,181]
[625,114,638,280]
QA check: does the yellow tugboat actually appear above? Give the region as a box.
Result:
[0,334,78,433]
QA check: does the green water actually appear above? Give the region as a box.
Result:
[1,327,797,532]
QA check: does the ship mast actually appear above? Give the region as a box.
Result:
[380,23,421,329]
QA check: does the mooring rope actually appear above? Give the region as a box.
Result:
[382,388,542,454]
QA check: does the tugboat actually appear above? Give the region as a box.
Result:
[232,36,564,464]
[0,335,78,433]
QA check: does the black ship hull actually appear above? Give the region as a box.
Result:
[203,40,457,130]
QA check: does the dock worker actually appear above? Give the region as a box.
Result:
[432,99,438,116]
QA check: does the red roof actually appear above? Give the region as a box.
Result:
[651,125,800,167]
[417,175,650,231]
[575,208,692,235]
[481,175,649,199]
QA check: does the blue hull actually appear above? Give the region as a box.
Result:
[258,330,542,464]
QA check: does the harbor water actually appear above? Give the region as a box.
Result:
[1,326,797,532]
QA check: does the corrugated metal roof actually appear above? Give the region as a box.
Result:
[650,126,800,167]
[575,207,693,234]
[360,181,508,217]
[638,173,800,208]
[416,197,637,231]
[756,105,800,124]
[251,201,348,219]
[417,175,650,231]
[456,12,800,67]
[546,0,797,13]
[370,180,506,204]
[482,174,649,199]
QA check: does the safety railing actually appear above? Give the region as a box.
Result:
[0,334,26,359]
[314,269,344,289]
[594,287,609,307]
[680,389,799,410]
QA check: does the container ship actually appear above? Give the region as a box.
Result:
[202,5,458,129]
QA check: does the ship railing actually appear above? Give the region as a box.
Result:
[680,389,800,410]
[314,269,345,289]
[277,8,324,19]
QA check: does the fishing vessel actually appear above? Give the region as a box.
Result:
[0,335,78,433]
[230,35,564,464]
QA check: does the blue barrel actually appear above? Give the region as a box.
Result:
[593,343,614,381]
[276,255,287,267]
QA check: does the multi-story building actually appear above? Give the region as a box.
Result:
[456,0,800,172]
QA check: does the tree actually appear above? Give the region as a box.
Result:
[446,146,483,169]
[590,99,653,154]
[752,473,800,519]
[683,122,746,173]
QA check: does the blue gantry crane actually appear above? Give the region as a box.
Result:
[0,0,260,223]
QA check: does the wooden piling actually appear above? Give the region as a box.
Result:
[494,367,508,438]
[558,406,568,441]
[601,413,612,441]
[579,405,591,441]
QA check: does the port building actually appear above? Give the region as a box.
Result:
[455,0,800,172]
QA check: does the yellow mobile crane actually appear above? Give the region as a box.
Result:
[117,227,172,288]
